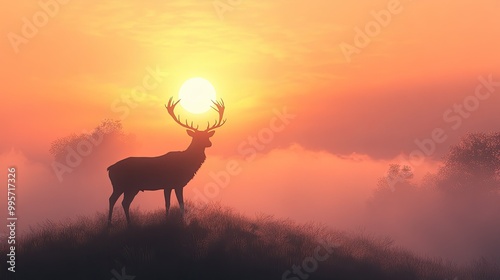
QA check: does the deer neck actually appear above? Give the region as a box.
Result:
[185,141,207,159]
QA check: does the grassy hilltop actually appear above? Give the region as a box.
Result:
[1,203,499,280]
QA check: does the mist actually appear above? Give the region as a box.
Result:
[1,120,498,266]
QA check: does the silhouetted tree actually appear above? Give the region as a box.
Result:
[368,164,416,211]
[366,133,500,263]
[49,119,137,182]
[50,119,133,162]
[436,132,500,194]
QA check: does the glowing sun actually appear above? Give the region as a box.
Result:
[178,77,216,114]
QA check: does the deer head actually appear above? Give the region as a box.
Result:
[165,97,226,148]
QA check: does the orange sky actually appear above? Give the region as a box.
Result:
[1,0,499,234]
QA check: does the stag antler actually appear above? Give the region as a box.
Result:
[165,97,200,131]
[206,99,226,131]
[165,97,226,132]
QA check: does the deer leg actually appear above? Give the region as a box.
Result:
[164,188,172,217]
[122,191,138,226]
[174,188,184,218]
[108,190,122,226]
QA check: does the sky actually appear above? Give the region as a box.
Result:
[1,0,500,261]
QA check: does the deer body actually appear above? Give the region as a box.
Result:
[108,150,206,191]
[107,98,225,226]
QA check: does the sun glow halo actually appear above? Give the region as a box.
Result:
[178,77,216,114]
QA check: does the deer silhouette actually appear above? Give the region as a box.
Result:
[107,97,226,226]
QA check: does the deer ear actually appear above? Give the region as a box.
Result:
[207,130,215,137]
[187,130,195,137]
